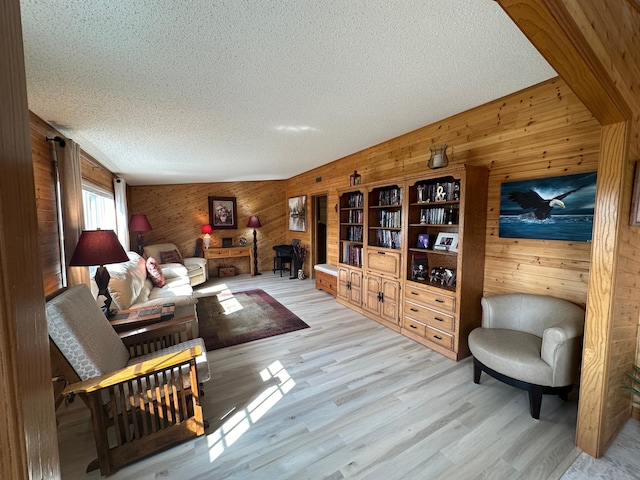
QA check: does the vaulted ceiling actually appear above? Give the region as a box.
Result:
[20,0,556,185]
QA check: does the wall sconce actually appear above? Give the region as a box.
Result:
[201,224,213,248]
[428,144,449,169]
[349,170,362,186]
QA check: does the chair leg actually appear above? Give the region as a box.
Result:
[528,385,543,419]
[472,357,482,384]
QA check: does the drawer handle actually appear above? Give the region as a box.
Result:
[377,251,386,255]
[410,324,418,329]
[434,317,444,322]
[410,291,419,296]
[410,308,418,312]
[435,299,444,303]
[433,335,443,340]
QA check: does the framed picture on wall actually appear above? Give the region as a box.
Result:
[209,196,237,229]
[499,171,597,241]
[289,195,307,231]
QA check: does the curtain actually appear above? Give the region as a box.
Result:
[114,177,129,250]
[57,138,89,287]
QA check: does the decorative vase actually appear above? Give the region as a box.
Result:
[298,268,305,280]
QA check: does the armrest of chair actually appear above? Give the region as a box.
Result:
[541,318,584,384]
[161,263,189,278]
[184,257,207,268]
[62,346,202,395]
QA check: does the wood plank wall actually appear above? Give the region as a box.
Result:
[288,77,601,305]
[81,150,115,192]
[128,78,601,293]
[129,181,287,276]
[30,112,64,295]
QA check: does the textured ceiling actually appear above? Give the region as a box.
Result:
[20,0,556,186]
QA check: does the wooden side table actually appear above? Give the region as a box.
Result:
[204,246,255,276]
[109,304,175,332]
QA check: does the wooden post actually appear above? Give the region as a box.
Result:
[0,0,61,478]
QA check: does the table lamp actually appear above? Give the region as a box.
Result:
[69,229,129,314]
[247,215,262,275]
[129,214,153,255]
[201,224,213,248]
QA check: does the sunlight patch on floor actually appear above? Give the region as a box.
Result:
[206,360,295,463]
[194,283,245,314]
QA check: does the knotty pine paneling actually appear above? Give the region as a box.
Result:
[81,150,114,193]
[30,112,64,295]
[288,78,601,307]
[129,181,287,276]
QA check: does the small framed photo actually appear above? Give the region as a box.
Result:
[417,233,430,249]
[222,238,233,247]
[434,232,459,252]
[209,196,237,229]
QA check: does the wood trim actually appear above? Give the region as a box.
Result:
[578,121,629,457]
[0,1,60,478]
[498,0,630,125]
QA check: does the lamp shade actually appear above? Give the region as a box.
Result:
[69,229,129,266]
[247,216,262,228]
[201,224,213,235]
[129,214,153,232]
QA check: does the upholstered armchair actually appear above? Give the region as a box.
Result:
[468,293,585,419]
[46,284,210,476]
[144,242,208,286]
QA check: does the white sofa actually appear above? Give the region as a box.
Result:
[106,251,199,332]
[143,242,208,286]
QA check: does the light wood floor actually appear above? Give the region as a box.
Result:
[56,273,591,479]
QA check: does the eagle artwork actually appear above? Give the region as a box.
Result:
[499,172,597,242]
[507,186,584,220]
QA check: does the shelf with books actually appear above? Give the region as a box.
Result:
[367,184,403,250]
[338,189,365,268]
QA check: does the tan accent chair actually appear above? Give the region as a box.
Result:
[144,242,208,286]
[468,293,585,419]
[46,284,210,476]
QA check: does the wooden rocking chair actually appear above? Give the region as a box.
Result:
[46,284,210,476]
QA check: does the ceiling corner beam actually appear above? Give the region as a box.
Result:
[496,0,630,126]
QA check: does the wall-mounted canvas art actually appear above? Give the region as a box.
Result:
[288,195,307,231]
[499,172,597,241]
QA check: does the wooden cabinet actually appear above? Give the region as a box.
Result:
[336,164,488,361]
[337,266,362,308]
[402,165,488,360]
[363,275,401,326]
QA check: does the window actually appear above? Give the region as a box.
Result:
[82,182,116,231]
[82,182,117,277]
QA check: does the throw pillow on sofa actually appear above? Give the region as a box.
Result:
[146,257,165,287]
[159,249,183,264]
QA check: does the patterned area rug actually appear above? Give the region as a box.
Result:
[196,289,309,350]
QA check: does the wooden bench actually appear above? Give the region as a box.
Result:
[314,264,338,297]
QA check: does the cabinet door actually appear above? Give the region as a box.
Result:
[348,270,362,306]
[380,279,400,324]
[337,267,350,300]
[363,275,382,315]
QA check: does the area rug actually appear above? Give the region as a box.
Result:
[196,289,309,350]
